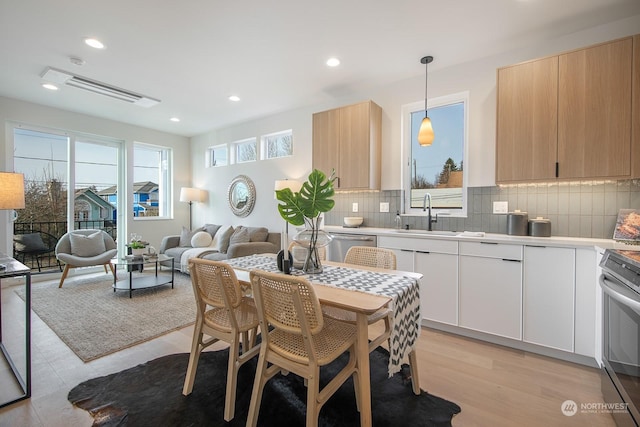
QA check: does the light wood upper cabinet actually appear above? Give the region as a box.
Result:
[496,57,558,182]
[633,34,640,178]
[312,101,382,190]
[558,37,632,179]
[496,36,636,183]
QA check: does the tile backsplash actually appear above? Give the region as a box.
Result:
[324,180,640,239]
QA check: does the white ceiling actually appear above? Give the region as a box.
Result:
[1,0,639,137]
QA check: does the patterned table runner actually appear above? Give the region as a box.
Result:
[224,254,421,375]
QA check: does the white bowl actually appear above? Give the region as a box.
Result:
[344,216,364,227]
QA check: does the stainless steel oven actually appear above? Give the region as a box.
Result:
[600,249,640,427]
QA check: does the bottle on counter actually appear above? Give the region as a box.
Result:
[395,211,402,229]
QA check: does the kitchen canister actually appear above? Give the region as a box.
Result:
[507,210,528,236]
[528,217,552,237]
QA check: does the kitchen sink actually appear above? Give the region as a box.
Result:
[392,230,459,236]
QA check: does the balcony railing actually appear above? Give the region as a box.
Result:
[13,220,117,273]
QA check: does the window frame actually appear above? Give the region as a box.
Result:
[233,137,257,164]
[401,91,469,217]
[261,129,293,159]
[206,144,228,167]
[133,142,172,220]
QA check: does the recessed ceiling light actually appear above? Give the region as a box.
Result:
[84,38,105,49]
[326,57,340,67]
[42,83,59,91]
[229,95,240,102]
[170,117,180,122]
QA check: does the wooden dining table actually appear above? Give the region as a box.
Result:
[225,254,423,427]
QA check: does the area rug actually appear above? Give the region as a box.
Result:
[15,271,196,362]
[68,346,461,426]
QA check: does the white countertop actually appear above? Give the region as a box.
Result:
[323,225,633,251]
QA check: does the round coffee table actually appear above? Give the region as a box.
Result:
[110,254,174,298]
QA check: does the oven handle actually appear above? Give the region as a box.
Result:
[600,274,640,312]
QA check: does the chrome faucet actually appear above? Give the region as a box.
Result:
[422,193,438,231]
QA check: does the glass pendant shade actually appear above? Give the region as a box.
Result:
[418,117,435,146]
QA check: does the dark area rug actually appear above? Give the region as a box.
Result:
[68,347,461,426]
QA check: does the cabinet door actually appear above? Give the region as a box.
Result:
[339,102,381,189]
[312,108,340,179]
[523,246,575,352]
[633,35,640,178]
[415,251,458,325]
[558,38,633,179]
[496,57,558,182]
[459,255,522,339]
[575,248,597,358]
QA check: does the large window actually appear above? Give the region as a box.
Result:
[402,92,468,217]
[133,143,171,218]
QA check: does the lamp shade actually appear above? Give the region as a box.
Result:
[274,179,302,199]
[180,187,206,203]
[0,172,25,209]
[418,117,435,146]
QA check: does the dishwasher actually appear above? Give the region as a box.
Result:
[326,232,377,262]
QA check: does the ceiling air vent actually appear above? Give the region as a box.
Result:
[41,67,160,108]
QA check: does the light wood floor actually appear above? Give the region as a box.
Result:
[0,274,615,427]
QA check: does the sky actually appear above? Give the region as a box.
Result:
[13,128,159,191]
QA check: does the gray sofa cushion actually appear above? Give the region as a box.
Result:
[246,226,269,242]
[163,246,193,261]
[178,226,204,247]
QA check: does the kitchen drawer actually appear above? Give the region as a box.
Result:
[378,236,458,254]
[459,241,522,260]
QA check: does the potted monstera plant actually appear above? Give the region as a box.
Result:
[275,169,336,273]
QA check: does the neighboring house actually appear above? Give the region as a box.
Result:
[99,181,159,218]
[74,188,116,222]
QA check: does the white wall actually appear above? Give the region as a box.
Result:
[190,15,640,230]
[0,96,190,253]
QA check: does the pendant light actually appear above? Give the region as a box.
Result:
[418,55,434,146]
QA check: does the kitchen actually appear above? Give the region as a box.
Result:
[1,2,640,426]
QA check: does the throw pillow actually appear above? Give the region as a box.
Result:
[229,226,250,246]
[69,231,106,257]
[14,233,47,252]
[179,226,204,247]
[191,231,213,248]
[246,226,269,242]
[203,224,221,238]
[210,225,234,253]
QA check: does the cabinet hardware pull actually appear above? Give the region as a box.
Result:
[480,241,498,245]
[555,162,559,178]
[525,245,546,248]
[400,249,413,252]
[501,258,521,262]
[416,250,430,254]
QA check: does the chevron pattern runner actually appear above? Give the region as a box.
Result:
[225,255,421,375]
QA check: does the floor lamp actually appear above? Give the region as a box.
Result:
[180,187,206,230]
[0,172,25,268]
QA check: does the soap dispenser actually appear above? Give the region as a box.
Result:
[395,211,402,229]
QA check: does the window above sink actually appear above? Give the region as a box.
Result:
[401,91,469,218]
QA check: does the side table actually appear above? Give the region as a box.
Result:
[0,253,31,408]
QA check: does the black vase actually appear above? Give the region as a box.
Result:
[276,250,292,274]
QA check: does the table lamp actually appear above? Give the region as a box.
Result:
[0,172,25,269]
[180,187,207,230]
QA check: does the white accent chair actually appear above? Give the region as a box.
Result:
[55,229,117,288]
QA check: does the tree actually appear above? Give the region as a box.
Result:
[438,158,459,185]
[16,169,67,235]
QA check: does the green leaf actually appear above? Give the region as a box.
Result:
[275,169,335,226]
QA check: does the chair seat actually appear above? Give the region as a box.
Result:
[204,299,259,333]
[269,317,357,365]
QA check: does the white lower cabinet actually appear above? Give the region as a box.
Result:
[378,233,599,361]
[415,251,458,325]
[459,242,523,340]
[523,246,575,352]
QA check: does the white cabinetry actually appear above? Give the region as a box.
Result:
[378,236,458,325]
[459,242,523,340]
[523,246,575,352]
[415,251,458,325]
[575,248,597,358]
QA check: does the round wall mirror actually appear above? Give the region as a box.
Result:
[227,175,256,217]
